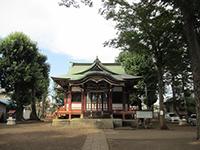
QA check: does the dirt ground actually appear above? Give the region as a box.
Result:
[0,119,92,150]
[106,123,200,150]
[0,119,200,150]
[105,118,200,150]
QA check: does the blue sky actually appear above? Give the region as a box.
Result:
[40,48,87,77]
[0,0,120,80]
[40,48,90,92]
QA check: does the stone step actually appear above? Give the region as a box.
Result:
[83,111,111,119]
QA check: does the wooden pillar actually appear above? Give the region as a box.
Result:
[84,93,86,111]
[69,91,72,119]
[64,93,67,111]
[69,92,72,111]
[81,91,84,118]
[101,93,103,111]
[127,93,130,111]
[123,114,125,119]
[109,91,112,113]
[96,92,98,111]
[123,88,126,111]
[123,87,126,119]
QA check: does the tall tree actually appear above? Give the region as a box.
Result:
[116,51,158,109]
[28,53,50,120]
[164,46,192,114]
[35,54,50,118]
[161,0,200,140]
[0,32,38,120]
[101,0,186,129]
[29,59,43,120]
[0,32,50,121]
[53,83,65,107]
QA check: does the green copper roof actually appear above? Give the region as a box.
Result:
[52,57,141,84]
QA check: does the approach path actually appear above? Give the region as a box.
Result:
[82,130,109,150]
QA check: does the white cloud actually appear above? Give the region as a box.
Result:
[0,0,119,62]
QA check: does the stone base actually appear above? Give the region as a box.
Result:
[52,119,70,126]
[53,118,115,129]
[71,119,114,129]
[52,118,138,129]
[113,119,122,128]
[122,120,137,127]
[7,117,16,125]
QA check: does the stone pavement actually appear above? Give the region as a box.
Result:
[82,130,109,150]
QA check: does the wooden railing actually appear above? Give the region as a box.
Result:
[83,111,111,119]
[56,107,65,111]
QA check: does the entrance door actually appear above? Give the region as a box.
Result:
[86,92,108,111]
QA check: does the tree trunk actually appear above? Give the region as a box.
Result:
[41,94,45,118]
[137,95,142,110]
[181,7,200,140]
[181,73,188,118]
[157,55,169,130]
[15,84,24,121]
[171,75,176,112]
[30,88,39,120]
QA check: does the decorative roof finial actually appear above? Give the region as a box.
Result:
[94,56,100,63]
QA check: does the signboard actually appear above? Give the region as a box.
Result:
[136,110,153,118]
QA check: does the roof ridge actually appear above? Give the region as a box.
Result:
[74,58,119,75]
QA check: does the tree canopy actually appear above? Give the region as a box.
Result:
[101,0,187,129]
[0,32,50,121]
[163,0,200,139]
[116,51,158,109]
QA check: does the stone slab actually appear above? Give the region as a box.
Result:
[122,120,138,127]
[82,131,109,150]
[52,118,138,129]
[52,118,122,129]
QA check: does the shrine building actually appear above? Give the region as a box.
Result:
[52,57,141,119]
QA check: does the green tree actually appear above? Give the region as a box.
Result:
[164,47,192,114]
[29,58,43,120]
[161,0,200,139]
[0,32,50,121]
[116,51,158,109]
[187,96,196,116]
[101,0,186,129]
[53,83,65,107]
[59,0,93,8]
[0,32,38,120]
[35,54,50,118]
[29,53,50,120]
